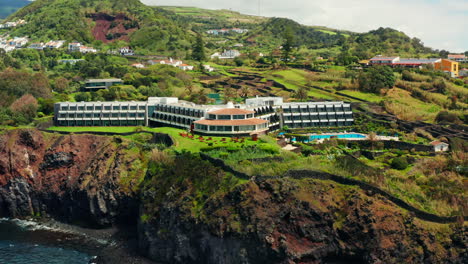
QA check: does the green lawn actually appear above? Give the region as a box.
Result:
[339,90,383,103]
[47,126,272,153]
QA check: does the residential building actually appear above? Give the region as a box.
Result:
[54,96,354,136]
[68,42,82,52]
[211,50,241,59]
[84,79,123,91]
[459,68,468,77]
[178,64,194,71]
[148,58,193,71]
[434,59,459,77]
[79,46,97,53]
[46,40,65,49]
[448,54,467,63]
[206,28,249,35]
[54,100,154,127]
[119,47,134,56]
[203,65,215,72]
[369,55,459,77]
[131,63,145,68]
[430,141,449,152]
[28,42,45,50]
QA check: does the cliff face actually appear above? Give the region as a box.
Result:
[139,178,467,264]
[0,129,144,227]
[0,129,465,263]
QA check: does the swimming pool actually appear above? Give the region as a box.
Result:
[309,133,366,140]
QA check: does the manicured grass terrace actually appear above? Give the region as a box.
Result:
[47,126,272,152]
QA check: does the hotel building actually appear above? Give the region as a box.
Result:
[54,97,354,136]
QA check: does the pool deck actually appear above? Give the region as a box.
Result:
[296,133,400,143]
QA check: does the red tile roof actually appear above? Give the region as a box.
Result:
[448,54,466,59]
[208,108,255,115]
[429,141,448,146]
[194,118,267,126]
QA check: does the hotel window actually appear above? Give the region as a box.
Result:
[78,106,85,111]
[209,126,216,131]
[70,106,77,111]
[122,106,128,111]
[233,115,245,120]
[121,113,127,118]
[113,106,120,111]
[104,106,111,111]
[95,106,102,111]
[218,115,231,120]
[139,106,146,110]
[93,113,100,118]
[102,113,110,118]
[129,113,136,117]
[86,106,93,111]
[85,113,92,118]
[59,114,66,118]
[209,114,216,119]
[138,113,145,118]
[77,113,83,118]
[247,114,253,118]
[130,105,137,110]
[112,113,119,118]
[61,106,68,111]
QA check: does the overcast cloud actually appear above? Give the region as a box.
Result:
[142,0,467,52]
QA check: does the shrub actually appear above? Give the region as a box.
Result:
[391,157,408,170]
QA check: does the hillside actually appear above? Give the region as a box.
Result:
[7,0,191,53]
[160,6,435,58]
[0,0,30,19]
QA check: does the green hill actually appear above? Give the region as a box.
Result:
[159,6,435,58]
[7,0,191,53]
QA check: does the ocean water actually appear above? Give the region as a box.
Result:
[0,240,91,264]
[0,219,93,264]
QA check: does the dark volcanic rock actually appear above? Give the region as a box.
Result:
[0,129,142,227]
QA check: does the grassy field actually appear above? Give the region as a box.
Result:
[339,90,383,103]
[47,126,272,152]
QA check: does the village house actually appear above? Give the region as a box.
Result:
[211,49,241,59]
[459,68,468,77]
[79,46,97,53]
[203,65,215,72]
[131,63,145,68]
[369,55,459,77]
[119,47,134,56]
[46,40,65,49]
[430,141,450,152]
[148,58,194,71]
[448,54,467,63]
[83,79,123,91]
[68,42,82,52]
[28,42,45,50]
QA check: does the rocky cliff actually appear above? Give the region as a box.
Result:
[0,129,465,263]
[139,174,467,264]
[0,129,145,227]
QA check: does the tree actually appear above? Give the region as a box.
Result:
[223,87,237,103]
[358,66,395,94]
[192,34,206,62]
[53,77,70,93]
[9,94,38,123]
[294,86,308,101]
[282,26,294,61]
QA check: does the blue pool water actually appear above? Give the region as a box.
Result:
[309,133,366,140]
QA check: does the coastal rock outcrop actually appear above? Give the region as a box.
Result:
[0,129,143,227]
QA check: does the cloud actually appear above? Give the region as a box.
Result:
[142,0,467,52]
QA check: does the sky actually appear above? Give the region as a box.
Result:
[142,0,467,53]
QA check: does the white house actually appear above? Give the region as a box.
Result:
[211,50,241,59]
[46,40,65,49]
[203,65,215,72]
[68,42,82,52]
[79,46,97,53]
[119,47,134,56]
[430,141,450,152]
[178,64,194,71]
[131,63,145,68]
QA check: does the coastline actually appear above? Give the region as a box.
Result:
[0,218,156,264]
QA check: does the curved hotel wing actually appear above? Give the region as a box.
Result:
[54,97,354,136]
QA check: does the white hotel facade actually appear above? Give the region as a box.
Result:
[54,97,354,136]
